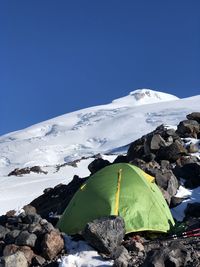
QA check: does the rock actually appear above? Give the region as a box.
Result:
[15,231,37,248]
[88,158,110,175]
[185,202,200,218]
[156,140,187,162]
[40,220,54,233]
[3,245,34,264]
[112,246,131,267]
[150,134,167,150]
[83,216,125,254]
[22,205,37,215]
[41,230,64,260]
[176,119,200,138]
[5,230,20,244]
[0,226,9,239]
[143,240,199,267]
[113,155,128,164]
[1,251,28,267]
[20,213,41,224]
[175,163,200,188]
[32,255,46,266]
[28,223,42,234]
[186,112,200,123]
[170,196,185,208]
[187,143,199,153]
[30,176,87,219]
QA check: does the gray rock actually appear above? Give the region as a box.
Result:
[186,112,200,123]
[15,231,37,248]
[143,241,199,267]
[83,216,125,254]
[157,140,187,162]
[113,246,131,267]
[0,226,9,239]
[5,230,20,244]
[150,134,167,150]
[187,143,199,153]
[176,119,200,138]
[1,251,28,267]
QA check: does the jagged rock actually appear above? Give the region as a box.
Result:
[112,246,131,267]
[41,230,64,260]
[185,202,200,218]
[88,158,111,175]
[15,231,37,248]
[0,226,9,240]
[150,134,167,150]
[3,244,34,264]
[30,175,87,219]
[32,255,46,266]
[176,119,200,138]
[0,251,28,267]
[143,240,199,267]
[186,143,199,153]
[22,205,37,215]
[113,155,128,164]
[156,140,187,162]
[176,155,199,167]
[8,166,47,176]
[28,223,42,234]
[175,162,200,188]
[5,230,20,244]
[40,220,54,233]
[83,216,125,254]
[170,196,185,208]
[186,112,200,123]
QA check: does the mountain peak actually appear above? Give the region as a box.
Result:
[112,88,179,107]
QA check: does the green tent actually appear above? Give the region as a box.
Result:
[57,163,174,234]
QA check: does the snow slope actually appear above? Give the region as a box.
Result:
[0,89,199,177]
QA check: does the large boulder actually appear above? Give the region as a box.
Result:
[15,231,37,248]
[156,140,187,162]
[88,158,111,175]
[176,119,200,138]
[186,112,200,123]
[83,216,125,254]
[174,162,200,188]
[0,251,28,267]
[41,230,64,260]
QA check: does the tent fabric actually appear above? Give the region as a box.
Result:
[57,163,174,234]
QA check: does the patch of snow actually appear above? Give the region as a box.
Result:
[171,185,200,221]
[59,236,113,267]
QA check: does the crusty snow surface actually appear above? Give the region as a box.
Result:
[1,89,200,267]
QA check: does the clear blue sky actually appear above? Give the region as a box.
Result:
[1,1,200,135]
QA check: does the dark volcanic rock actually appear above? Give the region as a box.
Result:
[30,175,87,219]
[156,140,187,162]
[83,216,125,254]
[112,246,131,267]
[176,119,200,138]
[0,226,9,240]
[185,202,200,218]
[8,166,47,176]
[88,158,111,175]
[186,112,200,123]
[15,231,37,248]
[174,163,200,188]
[143,240,199,267]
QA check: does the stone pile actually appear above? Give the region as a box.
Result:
[0,205,64,267]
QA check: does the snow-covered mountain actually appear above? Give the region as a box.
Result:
[0,88,199,176]
[0,88,200,215]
